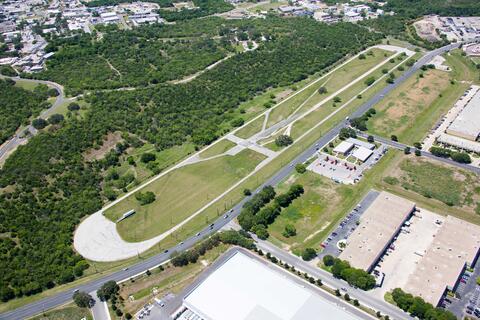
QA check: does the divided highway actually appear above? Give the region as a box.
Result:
[0,43,460,320]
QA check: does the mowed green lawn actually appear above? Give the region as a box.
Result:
[105,149,266,241]
[199,139,236,158]
[266,48,393,128]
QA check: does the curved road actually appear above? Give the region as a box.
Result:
[0,43,460,320]
[0,76,71,164]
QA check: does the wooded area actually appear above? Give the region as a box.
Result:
[0,17,381,302]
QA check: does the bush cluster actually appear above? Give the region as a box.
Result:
[429,146,471,164]
[323,255,376,290]
[391,288,456,320]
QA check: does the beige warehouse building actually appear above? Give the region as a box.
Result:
[404,216,480,306]
[339,192,416,272]
[446,90,480,142]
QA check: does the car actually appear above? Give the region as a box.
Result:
[229,209,234,213]
[164,249,169,253]
[73,289,79,293]
[466,309,473,315]
[180,241,184,245]
[196,232,201,236]
[460,279,467,284]
[123,267,129,271]
[224,214,229,219]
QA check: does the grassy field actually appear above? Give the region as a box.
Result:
[105,149,265,241]
[366,69,450,142]
[266,49,393,128]
[30,305,92,320]
[235,115,265,139]
[198,139,236,158]
[446,49,480,84]
[290,53,414,140]
[379,156,480,220]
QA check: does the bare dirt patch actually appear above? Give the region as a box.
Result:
[84,131,123,161]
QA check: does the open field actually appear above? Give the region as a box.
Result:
[380,156,480,219]
[198,139,235,158]
[266,48,393,128]
[446,49,480,84]
[105,149,265,241]
[366,50,475,144]
[366,69,450,142]
[117,243,229,316]
[290,53,414,139]
[30,305,92,320]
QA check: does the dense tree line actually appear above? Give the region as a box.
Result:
[158,0,233,21]
[84,0,174,7]
[0,18,382,302]
[0,79,51,145]
[238,184,304,239]
[171,230,255,266]
[323,255,376,290]
[429,146,471,164]
[391,288,456,320]
[29,29,230,95]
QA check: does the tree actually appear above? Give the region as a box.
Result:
[364,76,375,86]
[73,291,93,308]
[135,191,155,205]
[413,142,422,149]
[414,149,421,156]
[230,118,244,127]
[243,188,252,196]
[68,102,81,111]
[282,224,296,237]
[318,86,327,94]
[97,280,119,301]
[252,224,269,240]
[367,135,374,143]
[339,128,356,140]
[140,152,156,163]
[301,248,317,261]
[451,152,471,164]
[344,293,351,301]
[404,146,411,154]
[48,88,59,97]
[48,113,64,125]
[295,163,306,174]
[275,135,293,147]
[390,135,398,142]
[32,118,47,129]
[333,96,342,103]
[323,254,335,267]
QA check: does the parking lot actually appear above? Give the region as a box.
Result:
[445,259,480,318]
[307,145,387,184]
[370,208,445,299]
[318,190,380,259]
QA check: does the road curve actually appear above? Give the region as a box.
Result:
[0,42,460,320]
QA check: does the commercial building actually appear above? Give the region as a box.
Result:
[351,147,373,162]
[404,216,480,306]
[333,141,354,155]
[178,251,362,320]
[339,192,416,272]
[446,90,480,142]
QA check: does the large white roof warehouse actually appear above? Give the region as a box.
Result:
[182,251,361,320]
[446,89,480,141]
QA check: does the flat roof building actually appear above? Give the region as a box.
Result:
[404,216,480,306]
[346,138,375,150]
[446,90,480,141]
[180,251,362,320]
[339,192,416,272]
[333,141,354,155]
[352,147,373,162]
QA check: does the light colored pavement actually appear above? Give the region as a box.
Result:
[90,292,111,320]
[357,132,480,174]
[0,43,460,320]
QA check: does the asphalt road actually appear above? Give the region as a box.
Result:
[0,43,460,320]
[254,239,413,320]
[357,132,480,175]
[0,76,69,163]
